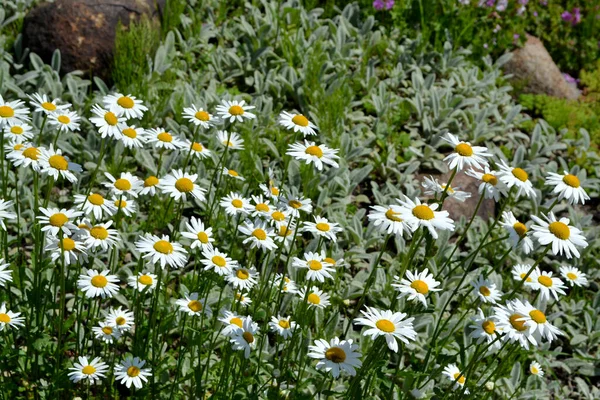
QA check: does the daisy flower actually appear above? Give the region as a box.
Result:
[45,236,87,266]
[215,99,256,123]
[84,221,119,251]
[469,309,501,349]
[493,299,537,349]
[392,268,441,307]
[529,267,567,301]
[442,133,491,171]
[238,220,278,251]
[559,265,588,287]
[37,207,82,237]
[397,196,454,239]
[227,266,259,290]
[135,234,188,269]
[114,357,152,389]
[103,172,142,198]
[0,199,16,230]
[200,247,237,276]
[234,293,252,309]
[7,144,44,171]
[77,269,120,298]
[38,145,80,183]
[49,110,80,132]
[4,121,34,143]
[511,264,535,286]
[273,273,298,294]
[307,337,362,378]
[422,176,471,202]
[223,167,245,181]
[159,169,206,202]
[529,361,544,377]
[269,315,298,339]
[531,212,588,259]
[92,322,122,343]
[274,222,296,247]
[217,130,244,150]
[230,317,260,358]
[176,293,212,317]
[470,276,502,304]
[0,95,29,127]
[354,307,417,352]
[68,356,109,384]
[0,303,25,331]
[140,175,160,196]
[119,125,147,149]
[292,252,335,282]
[181,217,214,250]
[545,171,589,205]
[267,208,289,227]
[28,93,70,115]
[146,128,184,150]
[279,111,318,136]
[298,286,331,309]
[442,364,469,393]
[219,311,245,336]
[74,193,116,220]
[280,194,313,218]
[302,216,343,242]
[105,307,135,332]
[182,104,216,128]
[183,139,211,159]
[260,180,281,200]
[103,93,148,119]
[286,140,339,170]
[220,192,251,216]
[501,211,534,255]
[368,204,414,237]
[110,197,137,217]
[90,104,126,139]
[127,272,158,292]
[497,160,537,199]
[513,300,563,342]
[249,195,272,218]
[0,259,12,287]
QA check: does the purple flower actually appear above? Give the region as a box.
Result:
[533,11,538,17]
[539,0,547,5]
[561,11,573,23]
[384,0,394,10]
[563,73,579,85]
[496,0,507,11]
[373,0,384,10]
[572,8,582,25]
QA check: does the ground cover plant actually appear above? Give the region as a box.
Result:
[0,1,599,399]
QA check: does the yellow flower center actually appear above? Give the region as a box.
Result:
[127,366,141,377]
[10,126,23,135]
[292,114,309,127]
[117,96,134,109]
[324,257,336,265]
[548,221,570,240]
[307,293,321,304]
[90,226,109,240]
[512,168,528,182]
[529,309,546,324]
[453,372,466,384]
[157,132,172,142]
[153,240,173,254]
[289,200,302,209]
[316,222,330,232]
[57,115,71,124]
[537,275,553,287]
[455,143,473,156]
[228,169,239,177]
[0,313,11,323]
[116,317,126,325]
[195,110,210,121]
[410,280,429,294]
[197,232,209,243]
[252,228,267,240]
[305,145,323,158]
[212,256,226,267]
[231,199,243,208]
[229,105,244,116]
[325,347,346,363]
[256,203,270,212]
[531,366,539,374]
[102,326,113,335]
[513,222,527,238]
[114,178,132,191]
[88,193,104,205]
[175,177,194,193]
[60,238,76,251]
[385,209,402,222]
[479,286,491,297]
[278,319,290,329]
[42,102,56,111]
[519,272,532,282]
[236,269,250,280]
[375,319,396,333]
[412,205,434,221]
[0,105,15,117]
[308,260,322,271]
[271,187,280,196]
[562,174,580,188]
[91,275,108,288]
[13,144,24,151]
[122,128,137,138]
[49,213,69,227]
[104,112,118,126]
[482,173,498,186]
[279,225,293,237]
[23,147,40,160]
[509,314,527,331]
[566,272,577,281]
[138,275,153,285]
[82,365,96,375]
[242,331,254,343]
[144,176,159,187]
[188,300,203,312]
[191,142,203,152]
[231,317,243,328]
[482,320,496,335]
[49,154,68,171]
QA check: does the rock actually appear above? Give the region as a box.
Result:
[503,35,580,100]
[22,0,165,81]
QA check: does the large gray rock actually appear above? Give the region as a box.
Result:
[504,35,580,100]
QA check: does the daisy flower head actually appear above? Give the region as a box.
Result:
[397,196,454,239]
[267,208,289,227]
[442,133,491,171]
[127,272,158,292]
[200,247,237,276]
[74,193,116,220]
[0,259,12,287]
[0,199,16,230]
[469,308,501,349]
[49,109,80,132]
[392,268,441,308]
[513,300,563,342]
[77,269,120,298]
[38,145,80,183]
[114,356,152,389]
[183,104,216,128]
[0,95,29,127]
[227,266,259,290]
[90,104,126,139]
[249,195,272,218]
[234,291,251,305]
[103,172,142,198]
[466,167,507,202]
[7,143,44,171]
[274,222,297,247]
[105,307,135,332]
[545,170,589,205]
[529,267,567,301]
[84,221,119,251]
[368,203,414,237]
[216,99,256,123]
[238,220,277,251]
[183,139,211,160]
[146,128,184,150]
[511,264,535,287]
[45,236,87,266]
[531,212,588,259]
[298,286,331,309]
[217,130,244,150]
[422,176,471,202]
[0,303,24,331]
[37,207,82,237]
[292,251,335,283]
[530,361,544,377]
[559,265,588,287]
[442,364,469,393]
[302,216,343,242]
[219,311,245,336]
[308,337,362,378]
[68,356,109,384]
[278,111,318,136]
[4,121,34,143]
[119,125,147,149]
[159,169,206,202]
[269,315,298,339]
[103,93,148,119]
[497,160,537,199]
[354,307,417,352]
[220,192,251,216]
[92,322,122,343]
[229,317,260,358]
[135,234,187,269]
[140,175,160,196]
[260,179,281,200]
[273,273,298,294]
[176,293,212,317]
[222,167,245,181]
[470,276,502,304]
[110,196,137,217]
[501,211,534,255]
[27,93,69,115]
[286,140,339,170]
[181,216,214,250]
[493,299,537,349]
[280,194,313,218]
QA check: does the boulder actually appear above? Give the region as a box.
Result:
[503,35,580,100]
[22,0,165,81]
